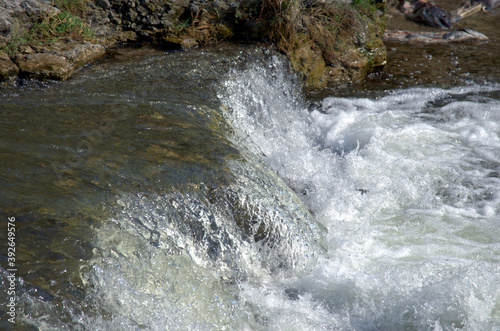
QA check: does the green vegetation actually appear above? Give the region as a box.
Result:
[260,0,385,87]
[28,11,95,44]
[53,0,90,17]
[162,6,233,47]
[1,0,95,57]
[2,32,30,58]
[265,0,382,62]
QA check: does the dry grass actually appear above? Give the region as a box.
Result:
[1,0,94,56]
[188,8,223,44]
[304,5,357,64]
[29,11,95,44]
[263,0,365,64]
[52,0,89,17]
[166,6,233,45]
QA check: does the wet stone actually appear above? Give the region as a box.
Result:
[0,52,18,80]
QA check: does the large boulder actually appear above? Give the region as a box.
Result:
[263,0,387,88]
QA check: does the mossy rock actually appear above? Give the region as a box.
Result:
[285,35,328,88]
[0,52,19,81]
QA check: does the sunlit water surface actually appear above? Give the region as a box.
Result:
[1,43,499,330]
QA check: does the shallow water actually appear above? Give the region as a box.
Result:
[1,37,500,330]
[220,62,500,329]
[326,4,500,96]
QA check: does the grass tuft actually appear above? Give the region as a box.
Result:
[260,0,385,86]
[28,11,95,44]
[263,0,362,64]
[53,0,89,17]
[1,0,95,57]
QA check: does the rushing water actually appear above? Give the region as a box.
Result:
[1,41,500,330]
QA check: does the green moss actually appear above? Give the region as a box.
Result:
[286,34,327,88]
[261,0,386,88]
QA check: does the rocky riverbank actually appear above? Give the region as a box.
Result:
[0,0,387,88]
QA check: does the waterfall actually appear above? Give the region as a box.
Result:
[2,45,499,330]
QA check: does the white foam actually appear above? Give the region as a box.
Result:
[219,59,500,330]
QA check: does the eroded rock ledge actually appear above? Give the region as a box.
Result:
[0,0,387,88]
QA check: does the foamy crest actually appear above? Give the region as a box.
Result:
[220,59,500,330]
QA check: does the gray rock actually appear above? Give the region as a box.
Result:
[56,42,106,69]
[0,52,19,80]
[15,52,74,80]
[14,42,106,80]
[97,0,111,10]
[0,13,14,33]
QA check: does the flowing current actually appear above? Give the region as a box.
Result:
[1,45,499,330]
[219,58,500,330]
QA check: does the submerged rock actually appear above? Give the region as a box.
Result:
[443,27,489,41]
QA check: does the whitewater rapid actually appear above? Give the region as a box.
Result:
[219,57,500,330]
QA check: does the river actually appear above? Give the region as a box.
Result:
[1,16,500,330]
